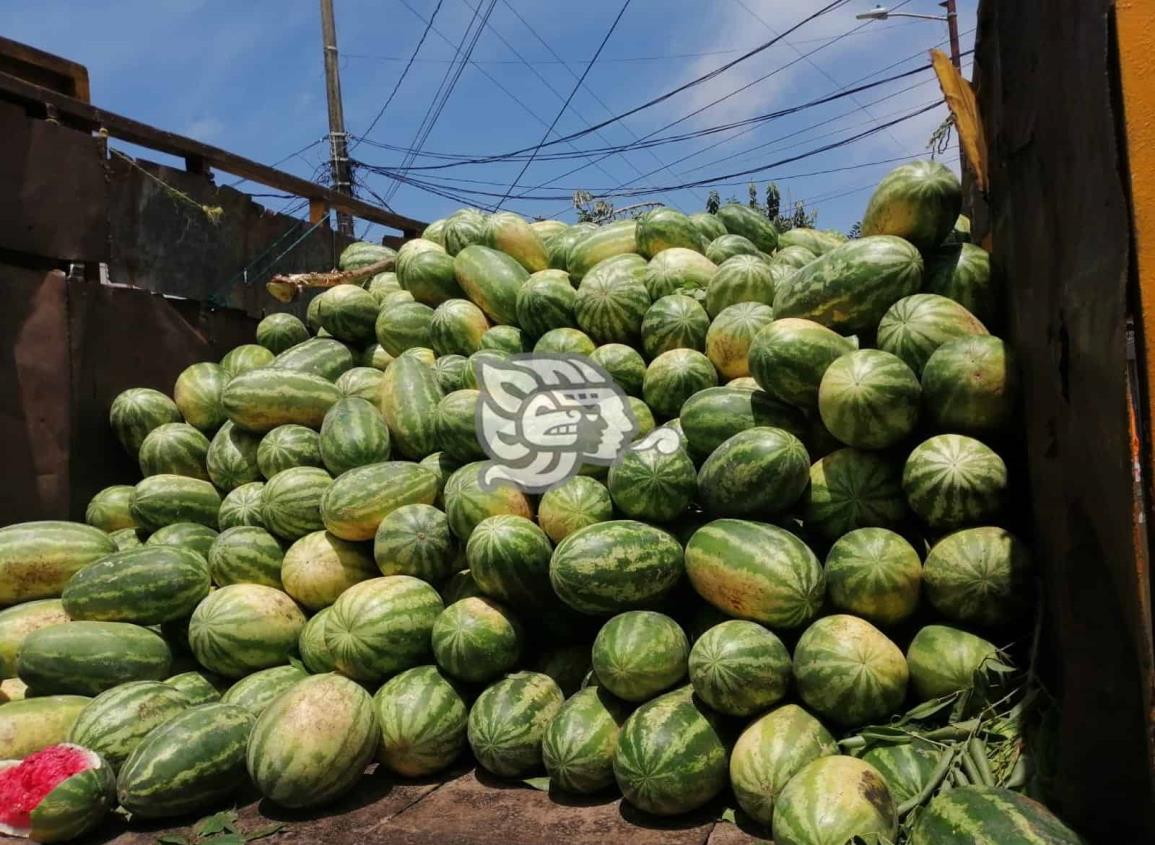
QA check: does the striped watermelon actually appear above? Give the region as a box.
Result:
[220,664,308,715]
[642,348,718,419]
[538,476,614,543]
[206,421,262,491]
[531,219,568,240]
[109,528,146,551]
[706,233,759,264]
[717,203,779,252]
[862,159,961,251]
[688,212,727,244]
[729,704,837,826]
[454,244,529,325]
[430,298,490,357]
[262,466,332,540]
[272,337,355,381]
[173,362,227,432]
[397,240,464,306]
[247,673,379,809]
[903,434,1008,529]
[592,611,688,702]
[688,620,790,716]
[778,227,846,255]
[432,596,523,683]
[636,207,705,258]
[772,755,897,845]
[911,786,1086,844]
[772,245,817,271]
[257,424,324,477]
[877,293,988,375]
[373,503,458,582]
[642,248,717,300]
[466,514,554,606]
[533,327,596,355]
[256,313,310,354]
[684,519,824,628]
[220,344,275,378]
[923,526,1031,627]
[862,742,939,806]
[320,397,391,476]
[0,599,69,678]
[641,294,709,359]
[0,697,91,760]
[613,686,728,816]
[281,530,377,610]
[217,482,266,530]
[130,475,221,531]
[317,284,379,344]
[697,427,810,517]
[380,289,416,308]
[575,254,651,345]
[803,448,907,540]
[0,522,116,606]
[84,485,137,533]
[793,615,908,727]
[374,665,468,777]
[222,368,342,432]
[460,349,511,389]
[678,385,808,459]
[434,389,484,462]
[61,546,210,625]
[306,294,323,332]
[704,255,775,317]
[67,681,189,771]
[483,212,549,272]
[360,343,394,369]
[924,242,998,325]
[479,325,525,354]
[547,222,597,271]
[748,318,857,411]
[116,703,255,818]
[443,461,534,540]
[818,349,922,449]
[366,270,402,301]
[164,671,224,706]
[534,644,592,698]
[774,236,924,334]
[339,241,397,271]
[376,300,435,357]
[705,301,774,380]
[138,422,210,480]
[549,520,683,615]
[433,354,469,393]
[467,671,563,777]
[541,686,630,794]
[0,743,116,843]
[516,270,578,339]
[590,343,646,396]
[298,608,336,674]
[567,220,637,280]
[145,521,217,556]
[906,624,998,701]
[443,209,488,256]
[18,622,172,695]
[607,437,696,523]
[824,527,921,626]
[334,366,385,401]
[325,575,443,683]
[922,335,1014,435]
[440,569,482,604]
[380,354,444,459]
[187,584,306,678]
[320,460,439,541]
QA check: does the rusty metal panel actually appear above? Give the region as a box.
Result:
[977,0,1155,837]
[0,101,107,262]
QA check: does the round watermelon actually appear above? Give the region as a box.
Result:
[688,212,726,244]
[607,438,696,523]
[375,300,434,357]
[903,434,1008,530]
[373,503,458,582]
[590,343,646,396]
[465,514,554,606]
[261,466,332,541]
[922,335,1014,435]
[636,207,705,258]
[187,584,305,678]
[541,686,630,794]
[317,284,378,344]
[793,614,908,727]
[818,349,921,450]
[641,294,709,359]
[687,620,790,716]
[373,665,468,777]
[479,325,525,354]
[696,427,810,518]
[319,397,391,477]
[574,254,651,345]
[433,354,469,394]
[221,664,308,715]
[642,348,718,419]
[205,421,262,491]
[430,298,490,357]
[802,448,908,541]
[138,422,210,481]
[467,671,563,777]
[704,255,775,318]
[748,318,857,411]
[537,476,614,543]
[431,596,522,683]
[434,389,485,462]
[84,485,138,533]
[862,742,940,806]
[336,366,385,401]
[397,241,463,305]
[220,344,274,378]
[824,527,921,626]
[257,424,324,478]
[280,530,377,610]
[923,526,1031,627]
[642,248,717,300]
[217,482,266,530]
[772,755,897,845]
[533,327,596,356]
[924,242,998,326]
[705,233,759,265]
[906,624,999,701]
[515,270,577,339]
[705,301,774,380]
[861,159,961,251]
[592,611,688,702]
[877,293,988,375]
[443,461,534,540]
[256,313,309,354]
[173,362,227,432]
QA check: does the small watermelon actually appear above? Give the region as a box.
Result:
[592,611,688,702]
[220,664,308,715]
[541,686,630,794]
[877,293,988,375]
[590,343,647,396]
[138,422,210,481]
[207,525,284,589]
[642,348,718,420]
[465,514,554,606]
[705,301,775,380]
[319,397,391,476]
[688,620,790,716]
[824,527,921,626]
[641,294,709,359]
[642,248,717,300]
[256,313,310,355]
[607,437,697,523]
[257,424,324,478]
[374,665,468,777]
[467,671,563,777]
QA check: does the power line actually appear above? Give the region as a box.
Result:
[493,0,632,210]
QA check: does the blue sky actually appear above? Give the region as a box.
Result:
[2,0,975,239]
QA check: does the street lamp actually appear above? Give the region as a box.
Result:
[856,3,961,68]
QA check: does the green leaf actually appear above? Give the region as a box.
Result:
[195,812,238,837]
[900,695,960,723]
[718,807,737,824]
[206,835,246,845]
[244,823,286,842]
[157,836,190,845]
[522,776,551,791]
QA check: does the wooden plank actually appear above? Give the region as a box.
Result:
[0,35,89,101]
[0,69,425,235]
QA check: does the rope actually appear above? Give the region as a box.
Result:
[109,148,224,223]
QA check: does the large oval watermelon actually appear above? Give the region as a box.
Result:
[716,203,778,252]
[0,522,116,607]
[454,244,529,325]
[380,354,444,459]
[319,397,391,476]
[696,427,810,518]
[642,248,717,300]
[173,362,228,432]
[280,530,377,610]
[222,369,342,433]
[0,696,92,760]
[877,293,988,375]
[567,220,637,280]
[636,207,705,258]
[430,298,490,357]
[678,385,808,459]
[18,622,172,696]
[911,786,1086,845]
[261,466,332,541]
[747,318,857,411]
[317,284,379,344]
[466,514,554,606]
[187,584,305,678]
[67,681,189,772]
[271,338,354,382]
[575,254,651,345]
[62,545,210,625]
[220,664,308,715]
[483,211,549,272]
[320,460,439,541]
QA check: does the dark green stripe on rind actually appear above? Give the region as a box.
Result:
[696,427,810,518]
[208,526,285,589]
[271,337,354,381]
[62,545,210,625]
[221,664,309,715]
[910,785,1087,844]
[687,620,790,717]
[467,671,564,777]
[373,665,468,777]
[591,611,688,703]
[542,686,630,794]
[903,434,1008,530]
[131,474,222,531]
[222,368,342,433]
[380,354,444,460]
[68,681,190,771]
[187,584,306,678]
[431,596,522,684]
[261,466,333,541]
[320,461,440,541]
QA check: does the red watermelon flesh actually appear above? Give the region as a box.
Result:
[0,744,99,837]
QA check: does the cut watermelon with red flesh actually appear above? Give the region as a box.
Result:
[0,743,115,843]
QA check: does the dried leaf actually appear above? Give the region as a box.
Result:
[207,834,246,845]
[156,836,190,845]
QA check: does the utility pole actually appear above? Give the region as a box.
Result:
[942,0,961,69]
[320,0,354,236]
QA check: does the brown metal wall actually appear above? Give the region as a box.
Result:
[976,0,1155,837]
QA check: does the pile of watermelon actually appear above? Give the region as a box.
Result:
[0,159,1087,844]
